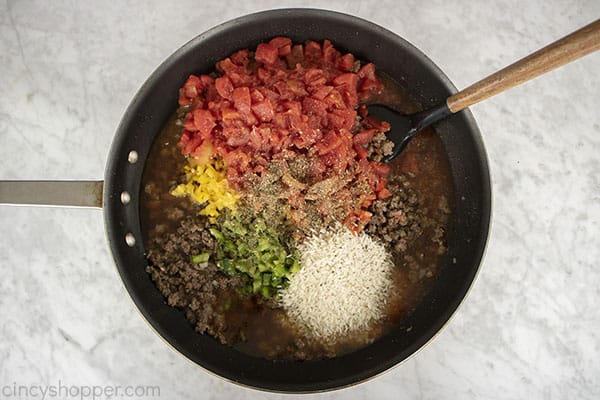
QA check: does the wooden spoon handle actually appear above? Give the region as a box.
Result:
[446,18,600,113]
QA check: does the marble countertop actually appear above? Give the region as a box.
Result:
[1,1,599,399]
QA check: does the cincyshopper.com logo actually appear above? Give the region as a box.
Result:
[1,381,160,399]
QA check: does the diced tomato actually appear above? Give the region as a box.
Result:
[220,107,242,124]
[374,178,386,192]
[337,54,355,72]
[286,44,304,67]
[304,41,322,61]
[308,157,326,179]
[267,128,286,152]
[272,113,289,129]
[179,131,203,155]
[176,37,391,233]
[229,72,254,87]
[192,109,216,138]
[286,79,308,97]
[322,40,340,65]
[345,209,373,233]
[182,81,199,99]
[315,131,343,155]
[306,114,325,130]
[283,100,302,116]
[206,100,223,114]
[328,108,356,130]
[332,73,359,88]
[323,89,345,109]
[353,144,369,159]
[360,78,382,92]
[302,97,328,117]
[183,113,196,131]
[363,115,391,132]
[353,129,377,146]
[243,110,258,126]
[221,126,249,147]
[278,44,292,56]
[273,80,294,100]
[358,157,373,175]
[251,99,274,122]
[247,126,266,151]
[230,49,249,67]
[257,86,279,102]
[178,92,192,106]
[189,99,205,111]
[216,57,238,74]
[232,86,252,115]
[202,83,218,102]
[371,161,391,177]
[250,88,264,103]
[357,103,369,118]
[199,75,214,87]
[332,73,359,107]
[178,75,204,105]
[255,43,279,65]
[291,125,321,149]
[358,63,377,80]
[377,186,392,199]
[269,37,292,50]
[178,129,191,150]
[222,148,251,170]
[256,67,271,84]
[304,69,326,86]
[357,63,384,98]
[215,76,234,100]
[342,87,359,108]
[359,78,384,99]
[310,85,333,100]
[320,149,349,173]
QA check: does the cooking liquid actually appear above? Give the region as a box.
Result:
[140,74,453,359]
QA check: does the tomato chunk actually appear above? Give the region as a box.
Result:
[192,109,216,138]
[255,43,279,65]
[176,37,390,232]
[252,99,274,122]
[215,76,234,100]
[232,86,252,115]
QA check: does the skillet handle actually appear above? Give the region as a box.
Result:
[447,18,600,113]
[0,181,104,209]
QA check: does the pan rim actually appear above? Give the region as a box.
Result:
[103,8,491,393]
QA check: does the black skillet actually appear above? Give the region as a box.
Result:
[0,9,491,392]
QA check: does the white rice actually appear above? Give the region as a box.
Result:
[280,225,394,340]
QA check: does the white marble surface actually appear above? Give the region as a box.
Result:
[1,0,599,398]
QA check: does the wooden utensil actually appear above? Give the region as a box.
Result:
[375,18,600,161]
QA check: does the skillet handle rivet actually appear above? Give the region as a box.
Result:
[121,191,131,205]
[125,232,136,247]
[128,150,138,164]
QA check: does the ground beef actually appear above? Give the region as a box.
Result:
[367,131,395,162]
[365,173,423,255]
[146,215,245,344]
[365,172,449,283]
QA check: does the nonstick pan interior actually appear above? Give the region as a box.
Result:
[103,9,491,392]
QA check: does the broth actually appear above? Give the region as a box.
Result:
[140,43,452,359]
